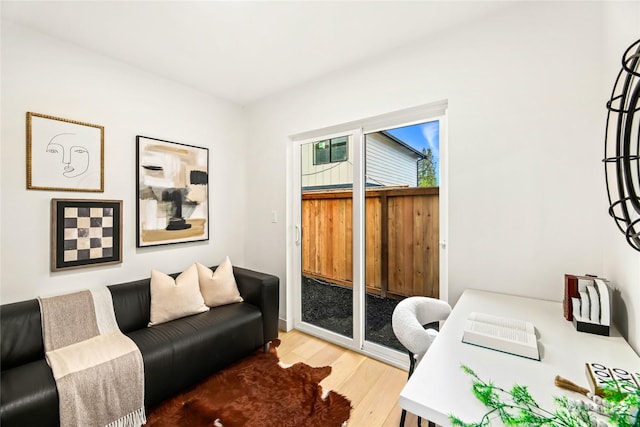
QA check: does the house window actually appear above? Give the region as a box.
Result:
[314,137,348,165]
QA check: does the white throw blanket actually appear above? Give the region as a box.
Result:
[39,287,146,427]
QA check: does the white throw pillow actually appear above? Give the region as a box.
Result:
[196,257,243,307]
[149,264,209,326]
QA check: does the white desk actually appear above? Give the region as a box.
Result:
[399,289,640,426]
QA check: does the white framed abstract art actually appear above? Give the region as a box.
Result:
[136,135,209,247]
[27,112,104,192]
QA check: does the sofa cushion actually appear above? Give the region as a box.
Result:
[108,279,153,333]
[149,264,209,326]
[196,258,243,307]
[126,302,264,407]
[0,359,59,427]
[1,300,45,371]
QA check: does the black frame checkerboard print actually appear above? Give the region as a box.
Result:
[51,199,122,271]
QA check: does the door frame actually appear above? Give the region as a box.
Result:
[288,101,449,368]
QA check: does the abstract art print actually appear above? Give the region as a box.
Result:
[51,199,122,271]
[27,112,104,192]
[136,136,209,247]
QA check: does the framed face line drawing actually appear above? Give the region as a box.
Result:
[27,112,104,192]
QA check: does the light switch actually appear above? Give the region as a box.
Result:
[271,210,278,223]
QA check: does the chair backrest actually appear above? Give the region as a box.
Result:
[392,296,452,362]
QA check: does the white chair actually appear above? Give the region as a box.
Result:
[392,296,452,427]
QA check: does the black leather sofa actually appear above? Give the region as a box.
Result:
[0,265,279,427]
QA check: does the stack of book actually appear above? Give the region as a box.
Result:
[564,274,611,336]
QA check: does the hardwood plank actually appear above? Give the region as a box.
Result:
[383,404,420,427]
[305,340,347,368]
[277,330,425,427]
[319,350,368,391]
[290,334,330,360]
[350,362,408,425]
[334,357,393,408]
[276,329,309,360]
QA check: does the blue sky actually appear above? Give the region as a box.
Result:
[386,120,439,184]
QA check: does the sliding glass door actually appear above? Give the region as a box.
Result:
[291,104,447,367]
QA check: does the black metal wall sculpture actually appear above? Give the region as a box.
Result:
[604,39,640,252]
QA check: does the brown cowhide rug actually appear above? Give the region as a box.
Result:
[146,339,352,426]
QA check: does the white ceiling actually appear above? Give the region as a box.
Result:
[2,1,513,106]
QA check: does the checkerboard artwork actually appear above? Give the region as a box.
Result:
[63,206,114,262]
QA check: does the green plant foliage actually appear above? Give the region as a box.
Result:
[417,148,437,187]
[450,365,640,427]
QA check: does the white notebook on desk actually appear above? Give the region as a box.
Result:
[462,312,540,361]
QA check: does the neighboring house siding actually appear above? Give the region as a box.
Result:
[301,133,420,189]
[301,140,353,188]
[365,133,419,187]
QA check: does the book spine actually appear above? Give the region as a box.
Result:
[579,290,590,319]
[586,285,600,322]
[594,279,611,326]
[564,274,579,321]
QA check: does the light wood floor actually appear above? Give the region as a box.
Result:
[277,329,422,427]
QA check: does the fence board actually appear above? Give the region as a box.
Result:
[365,196,381,290]
[301,187,438,298]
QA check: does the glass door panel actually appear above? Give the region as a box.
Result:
[363,121,440,352]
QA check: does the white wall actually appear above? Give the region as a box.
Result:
[245,2,640,351]
[600,1,640,352]
[0,22,248,303]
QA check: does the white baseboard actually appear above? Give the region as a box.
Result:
[278,317,292,332]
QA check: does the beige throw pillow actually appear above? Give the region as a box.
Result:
[196,257,243,307]
[149,264,209,326]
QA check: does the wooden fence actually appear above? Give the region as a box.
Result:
[302,186,439,299]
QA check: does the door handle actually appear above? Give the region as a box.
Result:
[295,225,301,245]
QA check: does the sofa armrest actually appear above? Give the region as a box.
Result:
[230,266,279,344]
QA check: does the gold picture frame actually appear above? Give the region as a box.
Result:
[27,112,104,192]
